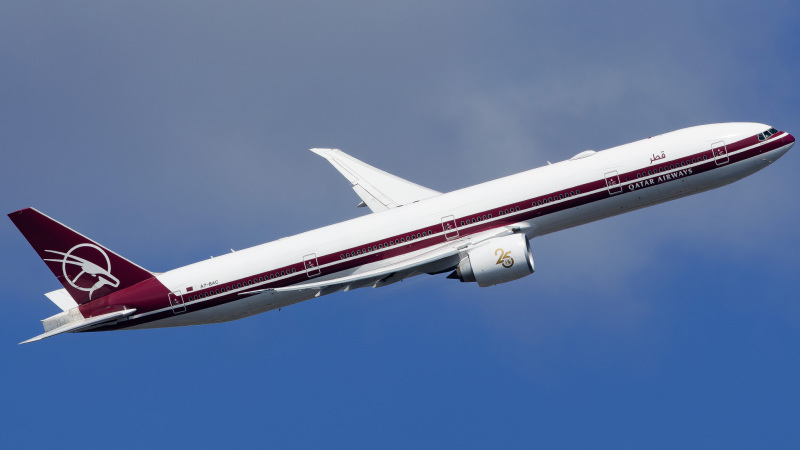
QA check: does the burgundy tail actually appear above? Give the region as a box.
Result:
[8,208,153,304]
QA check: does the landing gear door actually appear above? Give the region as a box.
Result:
[712,140,728,165]
[303,253,321,277]
[169,290,186,314]
[441,215,459,240]
[604,171,622,195]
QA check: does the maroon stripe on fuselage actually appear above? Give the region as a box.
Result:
[86,131,791,330]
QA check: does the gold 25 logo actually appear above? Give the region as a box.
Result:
[495,248,514,268]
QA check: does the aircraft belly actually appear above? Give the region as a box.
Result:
[123,291,315,329]
[533,191,641,236]
[676,153,772,197]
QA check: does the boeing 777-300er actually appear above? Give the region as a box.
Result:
[9,123,794,343]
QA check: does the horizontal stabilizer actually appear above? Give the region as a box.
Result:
[44,288,78,312]
[311,148,441,212]
[20,309,136,345]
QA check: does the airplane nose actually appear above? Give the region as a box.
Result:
[783,132,795,149]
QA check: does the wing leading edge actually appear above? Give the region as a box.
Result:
[242,226,519,296]
[311,148,441,212]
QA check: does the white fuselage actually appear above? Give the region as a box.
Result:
[125,123,791,329]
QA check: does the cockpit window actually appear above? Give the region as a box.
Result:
[760,127,779,141]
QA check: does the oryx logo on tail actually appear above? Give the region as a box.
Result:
[44,244,120,300]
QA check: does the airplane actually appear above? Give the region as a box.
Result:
[9,122,794,344]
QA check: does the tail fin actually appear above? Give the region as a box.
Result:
[9,208,153,304]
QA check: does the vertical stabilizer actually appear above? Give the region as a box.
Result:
[8,208,153,304]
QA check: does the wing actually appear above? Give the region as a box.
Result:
[242,226,519,296]
[311,148,441,212]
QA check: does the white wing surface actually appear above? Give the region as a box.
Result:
[311,148,441,212]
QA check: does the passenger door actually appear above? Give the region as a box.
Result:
[712,141,729,165]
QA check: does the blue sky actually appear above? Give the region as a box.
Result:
[2,1,799,448]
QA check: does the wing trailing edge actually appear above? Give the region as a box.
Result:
[310,148,441,212]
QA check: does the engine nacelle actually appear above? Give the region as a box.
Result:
[449,234,535,287]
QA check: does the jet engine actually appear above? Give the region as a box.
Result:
[448,234,534,287]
